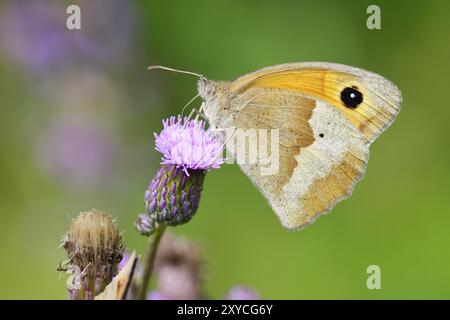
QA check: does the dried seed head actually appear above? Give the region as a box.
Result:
[64,209,122,267]
[61,209,124,299]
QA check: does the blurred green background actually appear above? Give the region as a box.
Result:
[0,0,449,299]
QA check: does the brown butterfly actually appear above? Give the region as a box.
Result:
[150,62,402,230]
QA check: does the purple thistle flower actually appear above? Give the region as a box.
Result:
[154,116,224,175]
[136,116,223,235]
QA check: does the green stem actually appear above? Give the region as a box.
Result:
[137,225,166,300]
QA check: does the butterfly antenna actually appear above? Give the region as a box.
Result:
[147,65,207,81]
[148,65,208,121]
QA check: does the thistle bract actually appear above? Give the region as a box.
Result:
[145,164,205,227]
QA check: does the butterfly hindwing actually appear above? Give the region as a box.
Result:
[228,89,368,229]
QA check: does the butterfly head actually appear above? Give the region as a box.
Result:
[198,78,232,128]
[197,77,216,101]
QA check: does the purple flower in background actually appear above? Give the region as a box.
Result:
[154,116,224,175]
[226,286,260,300]
[152,233,204,300]
[0,1,66,73]
[0,0,135,73]
[136,116,223,235]
[147,291,170,300]
[72,0,135,66]
[36,114,119,189]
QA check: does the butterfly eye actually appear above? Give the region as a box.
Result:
[340,86,363,109]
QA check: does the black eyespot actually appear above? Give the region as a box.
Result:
[340,86,363,109]
[319,133,324,138]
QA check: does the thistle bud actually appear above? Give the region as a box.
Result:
[135,213,155,236]
[60,209,123,300]
[145,164,205,227]
[136,116,223,235]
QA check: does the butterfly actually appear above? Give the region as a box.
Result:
[150,62,402,231]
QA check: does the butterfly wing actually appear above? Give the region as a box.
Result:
[95,252,137,300]
[222,62,401,230]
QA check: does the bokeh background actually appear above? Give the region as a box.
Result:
[0,0,449,299]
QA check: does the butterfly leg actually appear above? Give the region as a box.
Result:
[194,106,208,121]
[181,94,200,118]
[181,106,208,130]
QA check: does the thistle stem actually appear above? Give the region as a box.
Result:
[137,225,166,300]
